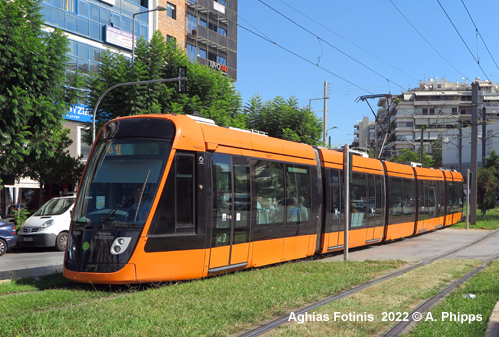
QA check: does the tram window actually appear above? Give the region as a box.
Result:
[351,173,367,228]
[285,165,311,224]
[254,160,284,225]
[149,153,195,235]
[388,177,416,225]
[328,169,343,232]
[418,181,427,220]
[447,181,463,214]
[374,175,383,226]
[176,155,195,228]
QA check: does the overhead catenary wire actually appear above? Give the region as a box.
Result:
[435,0,490,82]
[237,23,376,95]
[389,0,467,80]
[436,0,499,98]
[256,0,408,92]
[460,0,499,72]
[275,0,420,82]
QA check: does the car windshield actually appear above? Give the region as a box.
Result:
[72,138,172,230]
[35,198,75,216]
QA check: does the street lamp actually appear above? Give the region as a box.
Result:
[132,6,166,64]
[326,126,337,148]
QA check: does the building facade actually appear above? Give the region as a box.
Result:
[183,0,238,80]
[2,0,238,214]
[361,78,499,171]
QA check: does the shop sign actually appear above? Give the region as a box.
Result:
[65,105,93,123]
[104,25,133,50]
[213,1,225,14]
[209,61,228,73]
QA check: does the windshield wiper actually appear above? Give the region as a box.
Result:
[134,170,150,222]
[93,190,139,229]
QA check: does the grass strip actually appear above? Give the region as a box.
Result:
[0,260,402,337]
[452,206,499,230]
[0,273,75,296]
[265,259,481,337]
[405,259,499,337]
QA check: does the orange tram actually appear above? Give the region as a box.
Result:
[63,114,464,284]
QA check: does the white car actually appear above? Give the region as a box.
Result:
[18,197,75,251]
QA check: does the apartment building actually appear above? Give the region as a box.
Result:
[365,78,499,169]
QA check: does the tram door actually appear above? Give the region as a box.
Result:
[209,154,251,271]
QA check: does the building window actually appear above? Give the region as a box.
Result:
[167,35,176,44]
[200,19,207,27]
[452,107,458,115]
[167,3,176,19]
[199,49,207,58]
[65,0,77,13]
[217,55,226,66]
[187,13,197,32]
[207,51,216,62]
[218,26,227,36]
[186,44,197,61]
[422,108,428,115]
[429,108,435,115]
[215,0,227,5]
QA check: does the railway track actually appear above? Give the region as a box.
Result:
[237,229,499,337]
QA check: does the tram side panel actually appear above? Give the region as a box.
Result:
[382,162,417,241]
[413,167,446,233]
[445,171,464,226]
[318,149,386,253]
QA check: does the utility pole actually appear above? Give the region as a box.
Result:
[470,80,479,225]
[482,107,487,163]
[420,128,424,164]
[323,81,328,145]
[458,120,462,173]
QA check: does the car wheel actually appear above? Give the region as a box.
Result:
[0,238,6,256]
[56,232,68,251]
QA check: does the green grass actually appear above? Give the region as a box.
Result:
[451,205,499,229]
[0,260,404,337]
[264,259,481,337]
[405,260,499,337]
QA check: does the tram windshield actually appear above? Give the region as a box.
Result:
[72,138,172,229]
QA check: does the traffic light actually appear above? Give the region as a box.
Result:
[178,66,187,93]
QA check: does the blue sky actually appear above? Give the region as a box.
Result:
[234,0,499,147]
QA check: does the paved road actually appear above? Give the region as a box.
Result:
[0,248,64,280]
[321,228,499,262]
[1,228,498,280]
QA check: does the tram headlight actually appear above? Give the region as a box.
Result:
[110,237,132,255]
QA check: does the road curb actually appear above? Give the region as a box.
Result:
[485,300,499,337]
[0,265,63,280]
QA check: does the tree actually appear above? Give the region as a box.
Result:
[19,128,84,197]
[88,31,244,135]
[430,135,443,167]
[244,95,323,146]
[0,0,82,187]
[483,150,499,183]
[477,167,498,220]
[389,148,434,167]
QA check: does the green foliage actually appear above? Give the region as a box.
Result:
[88,32,243,135]
[244,95,323,145]
[13,208,31,231]
[477,167,498,219]
[483,149,499,182]
[0,0,82,187]
[389,148,434,167]
[430,135,443,167]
